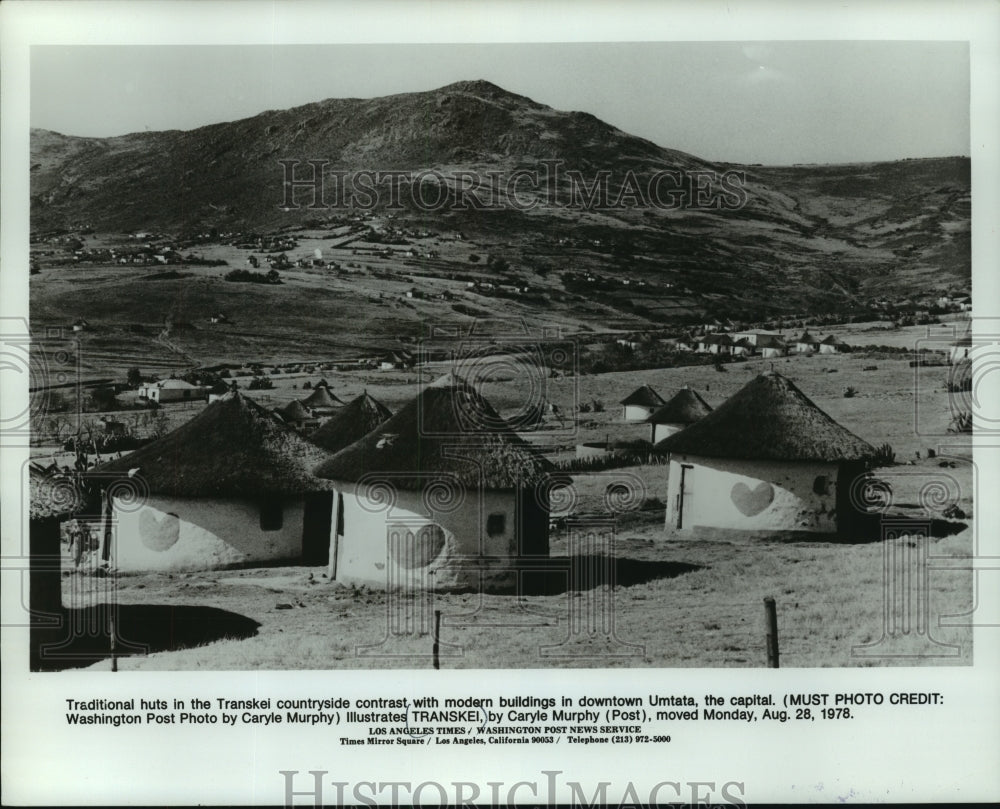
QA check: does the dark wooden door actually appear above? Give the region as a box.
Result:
[301,491,334,565]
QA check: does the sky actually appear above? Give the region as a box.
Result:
[30,41,969,165]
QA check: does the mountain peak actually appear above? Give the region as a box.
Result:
[437,79,510,96]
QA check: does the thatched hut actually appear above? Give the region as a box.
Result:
[793,330,819,354]
[93,393,333,571]
[657,372,876,537]
[756,334,788,358]
[620,384,666,421]
[275,398,316,431]
[313,384,555,590]
[819,334,848,354]
[647,386,713,444]
[310,392,392,455]
[300,384,344,415]
[697,333,734,355]
[28,464,88,670]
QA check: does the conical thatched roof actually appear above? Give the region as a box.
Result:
[95,393,331,496]
[620,384,666,408]
[756,334,787,350]
[314,385,554,489]
[656,372,876,462]
[647,387,713,426]
[29,464,85,519]
[795,330,818,344]
[301,385,344,409]
[277,399,312,422]
[310,393,392,454]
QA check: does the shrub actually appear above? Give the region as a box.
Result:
[872,442,896,466]
[948,412,972,433]
[843,386,858,398]
[248,375,274,390]
[591,399,605,413]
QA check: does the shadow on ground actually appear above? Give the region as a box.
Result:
[30,604,260,671]
[520,555,702,596]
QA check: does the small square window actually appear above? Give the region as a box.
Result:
[813,475,829,496]
[486,513,506,537]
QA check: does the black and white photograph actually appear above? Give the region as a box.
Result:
[2,1,999,805]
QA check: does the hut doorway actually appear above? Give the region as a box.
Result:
[301,491,334,565]
[517,488,549,557]
[676,464,694,529]
[835,462,871,537]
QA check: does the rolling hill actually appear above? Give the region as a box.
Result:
[30,79,970,322]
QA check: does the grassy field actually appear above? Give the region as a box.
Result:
[32,235,974,671]
[63,511,972,671]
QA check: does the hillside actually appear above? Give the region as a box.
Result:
[30,80,970,322]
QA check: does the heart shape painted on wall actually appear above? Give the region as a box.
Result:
[139,509,180,551]
[731,481,774,516]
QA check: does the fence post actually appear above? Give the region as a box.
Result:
[432,610,441,670]
[764,596,779,668]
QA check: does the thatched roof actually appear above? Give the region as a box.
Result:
[620,385,666,408]
[94,393,331,496]
[795,331,818,345]
[820,334,845,346]
[647,387,713,425]
[756,334,787,349]
[655,372,876,462]
[314,385,554,489]
[700,333,733,346]
[277,399,312,422]
[310,393,393,454]
[29,464,85,519]
[301,385,344,409]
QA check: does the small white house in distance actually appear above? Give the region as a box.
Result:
[138,379,209,403]
[92,393,333,572]
[647,386,712,444]
[313,382,555,591]
[657,371,876,539]
[620,385,666,421]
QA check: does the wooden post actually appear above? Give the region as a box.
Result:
[764,597,779,668]
[110,611,118,672]
[432,610,441,670]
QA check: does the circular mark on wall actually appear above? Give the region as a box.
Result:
[139,509,180,552]
[389,523,446,569]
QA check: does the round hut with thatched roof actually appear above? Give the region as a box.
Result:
[300,384,344,416]
[314,383,555,590]
[657,371,876,538]
[275,398,316,431]
[310,391,392,455]
[620,384,666,422]
[94,392,333,572]
[647,386,713,444]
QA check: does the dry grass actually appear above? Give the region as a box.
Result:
[69,519,972,671]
